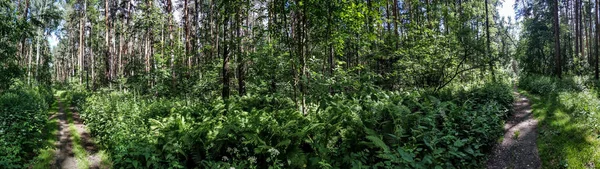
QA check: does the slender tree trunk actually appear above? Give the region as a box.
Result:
[588,9,592,66]
[554,0,562,78]
[79,0,87,85]
[35,29,40,82]
[222,13,230,99]
[19,0,30,61]
[298,0,307,115]
[27,38,32,84]
[393,0,399,47]
[184,0,192,71]
[327,1,334,94]
[105,0,111,85]
[92,26,96,89]
[485,0,494,80]
[581,1,585,58]
[576,0,580,58]
[165,0,175,90]
[593,0,600,80]
[237,4,246,96]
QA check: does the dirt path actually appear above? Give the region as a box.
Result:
[70,107,103,169]
[51,97,78,169]
[487,91,541,169]
[49,97,103,169]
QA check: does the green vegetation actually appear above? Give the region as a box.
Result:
[5,0,600,168]
[30,99,60,168]
[75,81,513,168]
[520,75,600,168]
[0,83,53,168]
[64,106,89,169]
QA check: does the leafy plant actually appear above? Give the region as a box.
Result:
[79,81,514,168]
[0,83,51,168]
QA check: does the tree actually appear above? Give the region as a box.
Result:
[594,0,600,80]
[554,0,562,78]
[485,0,494,80]
[104,0,111,85]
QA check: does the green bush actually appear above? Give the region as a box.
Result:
[518,75,587,95]
[60,90,88,108]
[79,81,513,168]
[521,75,600,136]
[0,85,50,168]
[559,91,600,131]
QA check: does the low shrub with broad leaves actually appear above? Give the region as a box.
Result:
[520,74,600,134]
[0,82,52,168]
[78,81,514,169]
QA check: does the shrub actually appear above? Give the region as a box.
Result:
[60,90,88,108]
[0,85,50,168]
[559,91,600,132]
[79,81,514,168]
[518,75,587,95]
[521,75,600,136]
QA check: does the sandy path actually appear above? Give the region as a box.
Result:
[70,107,102,169]
[50,97,78,169]
[487,91,541,169]
[48,97,103,169]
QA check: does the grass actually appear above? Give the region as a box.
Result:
[67,112,112,169]
[521,90,600,169]
[63,94,89,169]
[31,91,111,169]
[28,90,112,169]
[63,92,111,169]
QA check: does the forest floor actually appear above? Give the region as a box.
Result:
[523,92,600,169]
[35,94,110,169]
[487,90,541,169]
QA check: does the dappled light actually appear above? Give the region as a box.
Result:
[3,0,600,168]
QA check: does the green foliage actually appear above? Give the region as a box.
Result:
[520,75,600,168]
[60,90,89,109]
[518,75,586,95]
[79,81,513,168]
[0,83,52,168]
[0,0,25,92]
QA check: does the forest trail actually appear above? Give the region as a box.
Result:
[487,91,541,169]
[50,97,104,169]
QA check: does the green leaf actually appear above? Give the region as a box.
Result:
[366,135,390,153]
[398,148,414,163]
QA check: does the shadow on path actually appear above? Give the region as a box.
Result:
[487,91,541,169]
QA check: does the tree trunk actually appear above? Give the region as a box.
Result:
[581,1,585,58]
[485,0,494,80]
[554,0,562,78]
[19,0,30,61]
[79,0,87,85]
[593,0,600,80]
[237,4,246,96]
[105,0,111,85]
[222,13,230,99]
[327,1,334,94]
[184,0,191,70]
[576,0,580,58]
[167,0,176,90]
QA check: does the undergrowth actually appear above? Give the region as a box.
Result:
[519,75,600,168]
[73,81,514,168]
[0,81,53,168]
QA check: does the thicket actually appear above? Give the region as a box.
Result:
[0,82,53,168]
[76,81,514,168]
[519,75,600,132]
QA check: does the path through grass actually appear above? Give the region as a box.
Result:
[523,91,600,169]
[30,91,110,168]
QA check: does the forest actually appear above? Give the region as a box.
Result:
[2,0,600,168]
